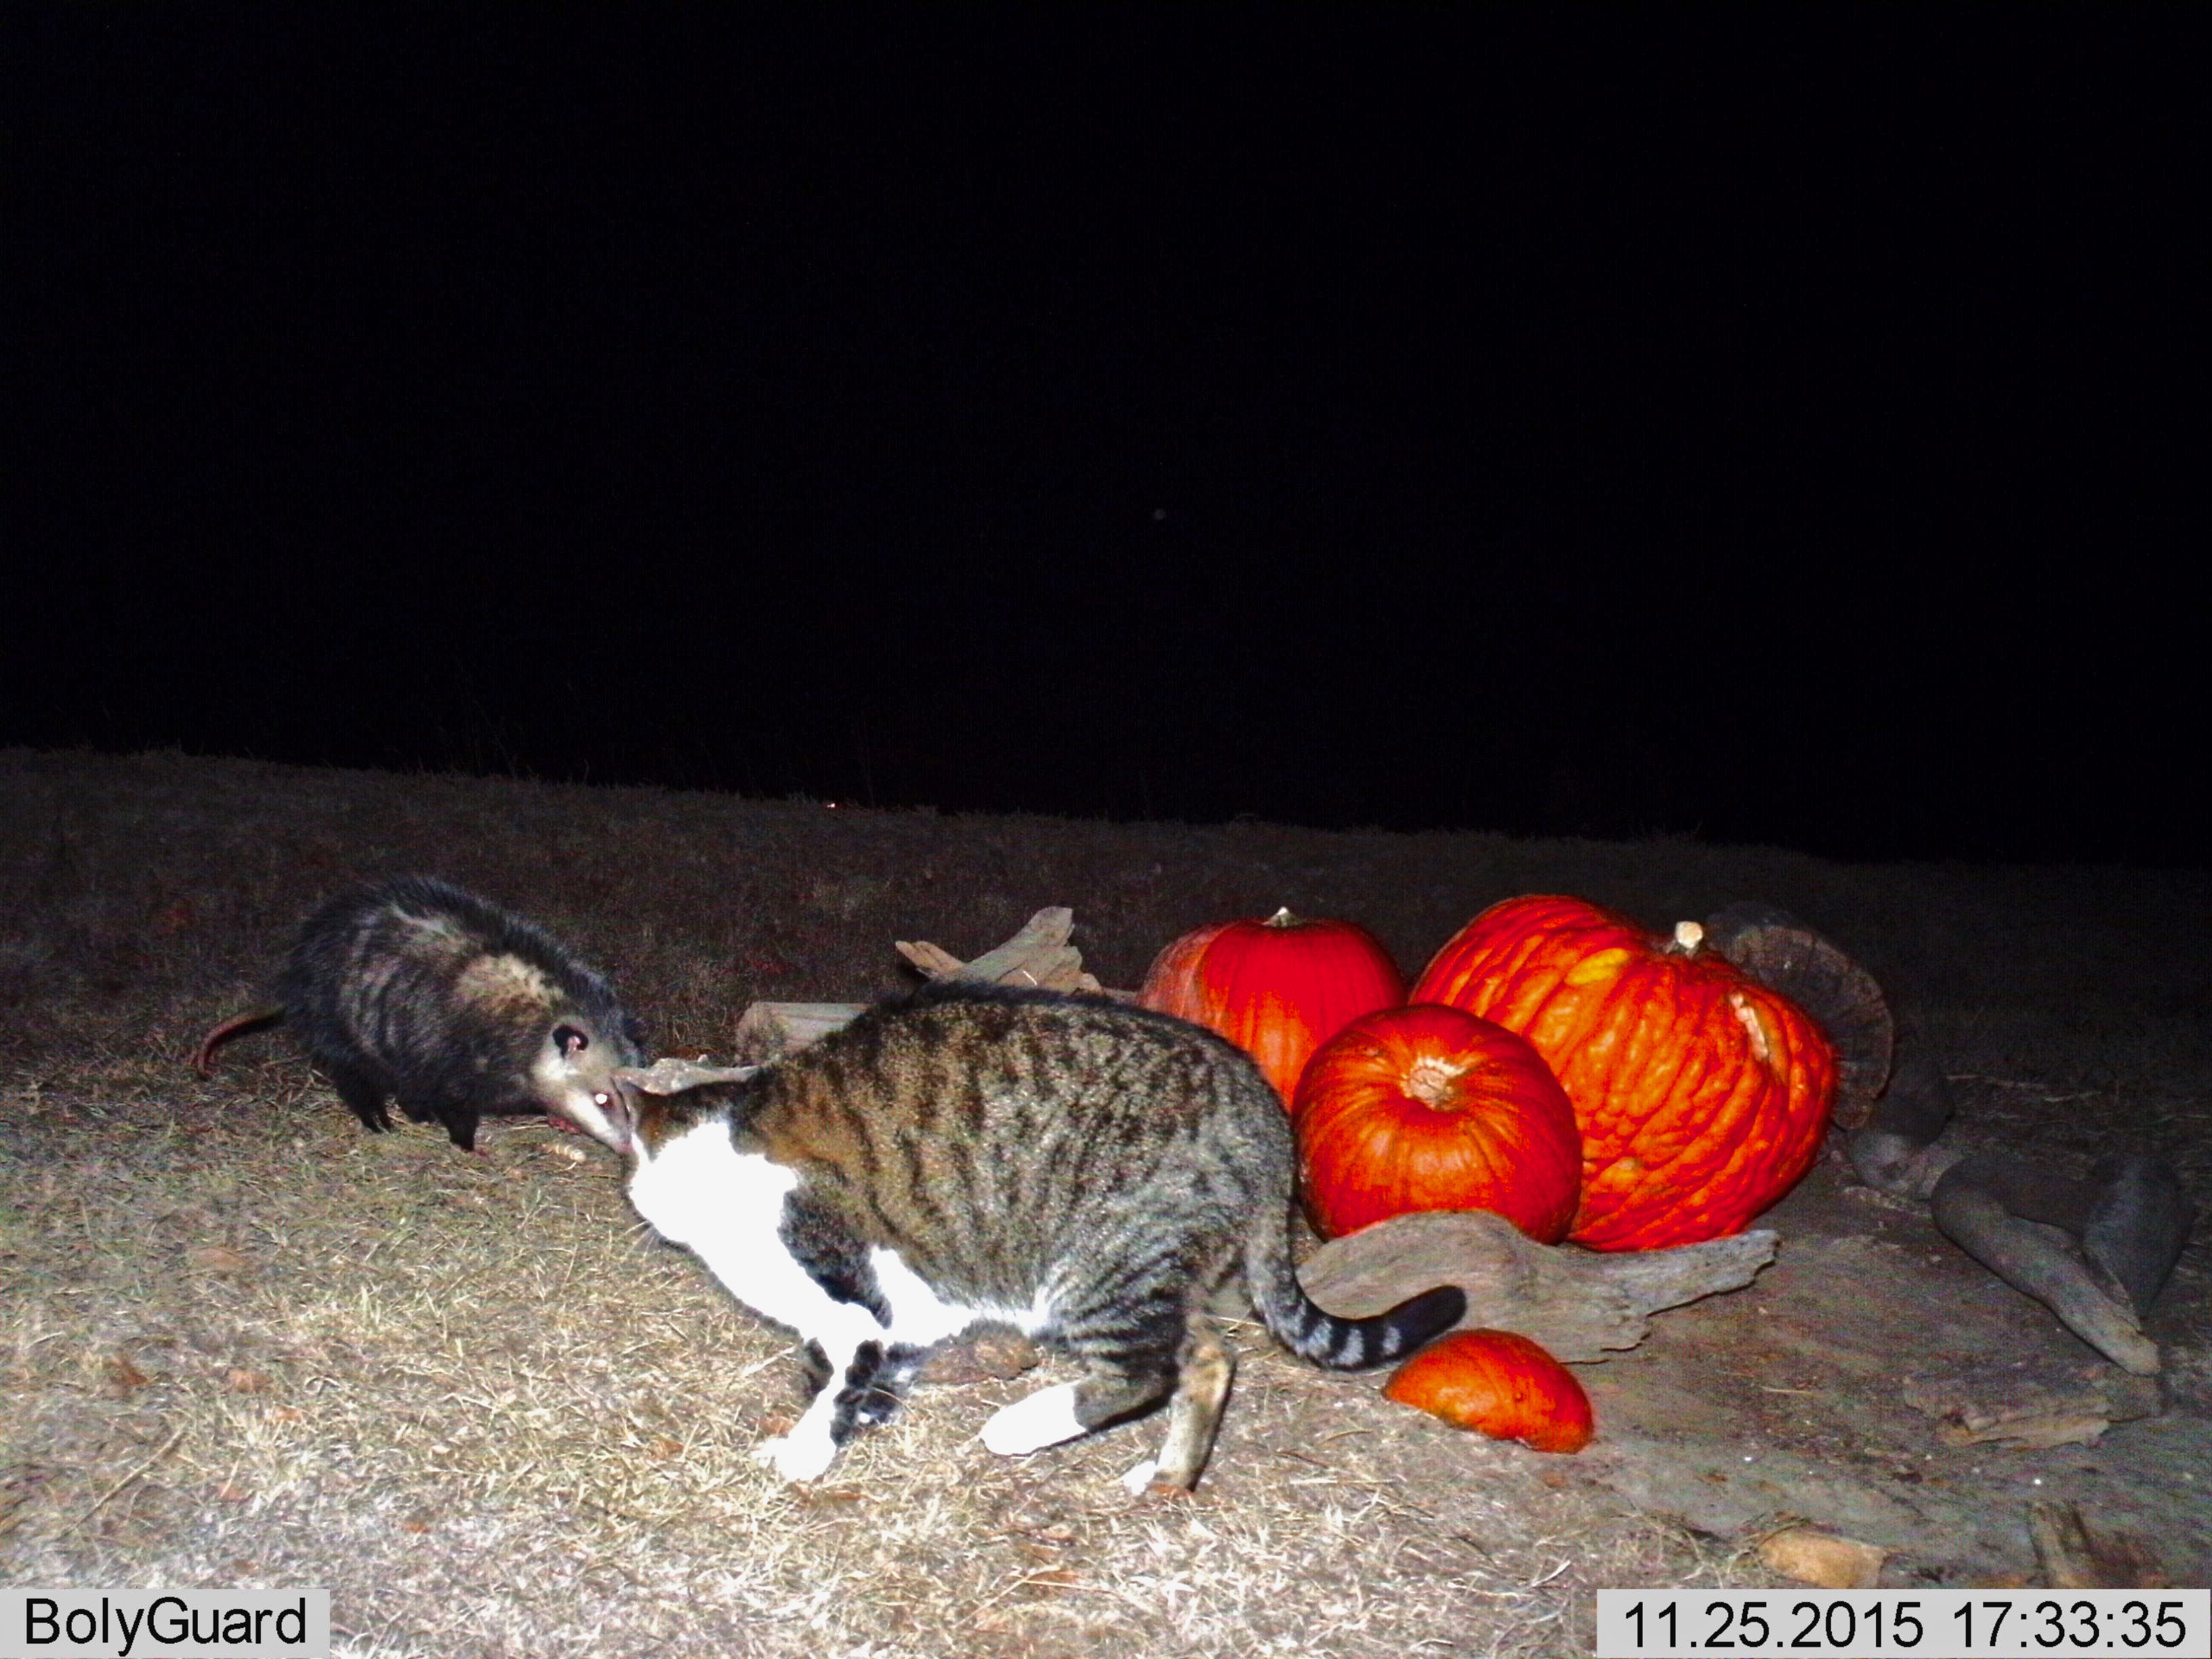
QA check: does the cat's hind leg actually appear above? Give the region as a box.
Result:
[981,1305,1183,1462]
[1123,1309,1235,1494]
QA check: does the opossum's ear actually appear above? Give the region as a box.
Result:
[622,1015,649,1053]
[554,1023,591,1058]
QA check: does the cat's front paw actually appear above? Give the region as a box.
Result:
[754,1425,838,1483]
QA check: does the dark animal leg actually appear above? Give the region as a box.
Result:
[1069,1357,1178,1435]
[325,1063,394,1134]
[980,1299,1184,1480]
[855,1343,927,1428]
[394,1094,480,1151]
[798,1339,834,1395]
[825,1341,890,1449]
[834,1341,928,1435]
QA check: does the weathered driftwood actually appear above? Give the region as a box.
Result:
[1902,1355,2162,1449]
[1928,1159,2179,1378]
[735,908,1126,1061]
[1297,1209,1778,1363]
[1841,1044,2186,1376]
[1718,905,2195,1377]
[732,1002,871,1064]
[2027,1500,2169,1589]
[896,905,1105,994]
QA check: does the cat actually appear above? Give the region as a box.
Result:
[595,981,1466,1491]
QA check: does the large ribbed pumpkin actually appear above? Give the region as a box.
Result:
[1293,1004,1581,1243]
[1140,908,1404,1105]
[1412,894,1836,1251]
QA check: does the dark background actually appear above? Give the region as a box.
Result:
[7,9,2203,863]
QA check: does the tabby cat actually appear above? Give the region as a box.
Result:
[594,982,1466,1491]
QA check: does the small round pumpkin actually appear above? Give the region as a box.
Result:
[1412,894,1837,1251]
[1140,907,1404,1105]
[1293,1004,1582,1243]
[1385,1328,1593,1452]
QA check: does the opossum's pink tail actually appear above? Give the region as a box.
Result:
[192,1006,285,1076]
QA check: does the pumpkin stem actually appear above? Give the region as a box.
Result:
[1404,1055,1470,1109]
[1669,919,1704,956]
[1264,906,1303,929]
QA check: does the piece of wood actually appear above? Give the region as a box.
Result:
[1297,1209,1779,1363]
[733,909,1127,1064]
[1901,1357,2161,1450]
[894,939,972,979]
[731,1001,869,1063]
[1930,1170,2161,1375]
[918,1330,1042,1385]
[896,905,1105,993]
[2028,1500,2169,1589]
[1757,1528,1887,1589]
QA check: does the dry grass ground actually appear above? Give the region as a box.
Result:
[3,750,2207,1656]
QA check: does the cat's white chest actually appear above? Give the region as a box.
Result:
[627,1118,1049,1351]
[626,1122,833,1336]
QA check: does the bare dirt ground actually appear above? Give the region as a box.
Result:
[3,750,2206,1657]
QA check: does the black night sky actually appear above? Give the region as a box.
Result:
[8,10,2205,863]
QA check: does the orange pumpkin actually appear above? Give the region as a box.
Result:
[1412,894,1835,1251]
[1140,907,1404,1105]
[1385,1328,1594,1452]
[1293,1004,1581,1243]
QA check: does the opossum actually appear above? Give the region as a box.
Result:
[193,875,647,1151]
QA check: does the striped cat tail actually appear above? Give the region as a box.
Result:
[1244,1203,1467,1370]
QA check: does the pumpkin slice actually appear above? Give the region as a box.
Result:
[1384,1328,1593,1453]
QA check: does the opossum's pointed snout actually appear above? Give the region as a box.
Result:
[554,1082,635,1154]
[601,1082,640,1155]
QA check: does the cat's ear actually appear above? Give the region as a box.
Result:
[615,1058,764,1096]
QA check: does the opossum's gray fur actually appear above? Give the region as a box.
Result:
[197,875,645,1151]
